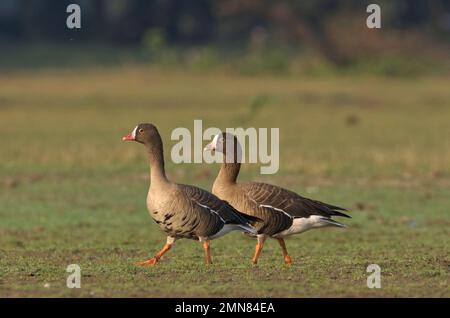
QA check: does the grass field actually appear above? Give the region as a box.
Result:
[0,66,449,297]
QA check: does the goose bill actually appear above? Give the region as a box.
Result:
[122,133,135,141]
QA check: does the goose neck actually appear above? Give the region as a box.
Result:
[216,162,240,185]
[146,143,168,186]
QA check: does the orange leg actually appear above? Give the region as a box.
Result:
[277,238,293,265]
[203,241,212,265]
[252,235,266,265]
[137,243,172,266]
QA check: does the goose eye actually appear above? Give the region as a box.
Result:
[220,137,225,143]
[139,129,144,133]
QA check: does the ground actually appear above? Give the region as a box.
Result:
[0,67,449,297]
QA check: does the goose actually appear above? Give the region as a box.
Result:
[204,132,350,265]
[122,124,258,265]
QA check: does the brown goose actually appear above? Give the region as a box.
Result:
[204,132,350,265]
[122,124,257,265]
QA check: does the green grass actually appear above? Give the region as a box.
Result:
[0,67,449,297]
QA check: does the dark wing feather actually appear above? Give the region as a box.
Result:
[229,207,262,223]
[179,184,255,226]
[240,182,350,219]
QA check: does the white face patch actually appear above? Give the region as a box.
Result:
[131,126,138,139]
[211,134,220,148]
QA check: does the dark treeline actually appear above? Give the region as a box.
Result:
[0,0,449,65]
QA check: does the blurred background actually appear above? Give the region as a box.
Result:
[1,0,450,75]
[0,1,449,297]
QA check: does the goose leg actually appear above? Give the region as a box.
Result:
[137,236,175,266]
[203,241,212,265]
[252,235,266,265]
[277,238,293,265]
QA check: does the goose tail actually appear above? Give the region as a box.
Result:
[320,217,348,228]
[237,223,258,235]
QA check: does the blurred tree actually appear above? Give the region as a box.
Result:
[0,0,447,61]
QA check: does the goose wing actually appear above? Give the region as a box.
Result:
[178,184,257,234]
[241,182,350,219]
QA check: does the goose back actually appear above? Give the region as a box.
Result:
[239,182,349,219]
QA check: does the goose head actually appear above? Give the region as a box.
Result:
[122,123,163,149]
[204,132,241,162]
